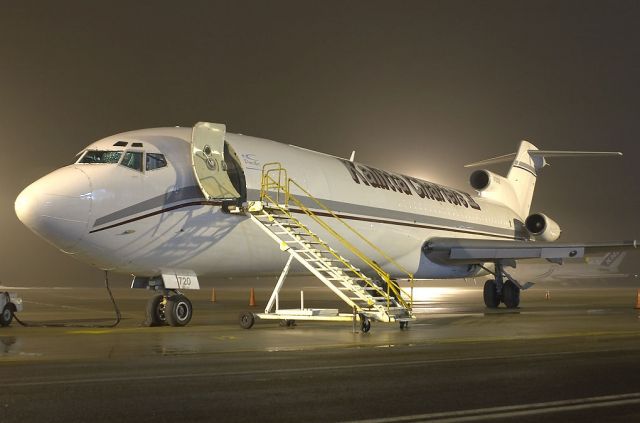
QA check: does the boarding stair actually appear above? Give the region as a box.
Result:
[245,163,415,329]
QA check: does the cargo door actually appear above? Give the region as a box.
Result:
[191,122,241,200]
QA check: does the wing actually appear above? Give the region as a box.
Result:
[423,238,637,265]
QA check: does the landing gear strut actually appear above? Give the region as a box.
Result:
[481,261,527,309]
[145,291,193,327]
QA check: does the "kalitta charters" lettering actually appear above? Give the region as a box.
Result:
[340,159,481,210]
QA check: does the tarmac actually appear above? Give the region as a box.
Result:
[1,279,640,422]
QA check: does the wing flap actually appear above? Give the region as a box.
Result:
[424,238,637,265]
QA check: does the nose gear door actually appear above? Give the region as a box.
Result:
[191,122,241,200]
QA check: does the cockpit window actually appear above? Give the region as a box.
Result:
[121,151,143,172]
[78,150,122,164]
[146,153,167,171]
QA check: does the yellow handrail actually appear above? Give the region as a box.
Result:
[259,163,414,310]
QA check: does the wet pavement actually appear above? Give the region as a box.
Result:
[1,281,640,422]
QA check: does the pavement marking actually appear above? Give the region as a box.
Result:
[419,329,640,345]
[67,330,116,335]
[342,392,640,422]
[0,347,636,387]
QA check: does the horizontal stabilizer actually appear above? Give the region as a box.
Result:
[465,148,622,168]
[423,238,637,265]
[464,153,516,168]
[530,150,622,159]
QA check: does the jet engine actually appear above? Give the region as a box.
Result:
[469,169,495,191]
[525,213,561,241]
[469,169,519,211]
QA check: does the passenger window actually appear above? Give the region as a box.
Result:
[121,151,143,172]
[146,153,167,171]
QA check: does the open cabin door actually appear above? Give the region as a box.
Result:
[191,122,241,200]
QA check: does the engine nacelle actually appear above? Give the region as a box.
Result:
[469,169,519,211]
[525,213,561,241]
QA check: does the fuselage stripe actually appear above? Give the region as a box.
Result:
[89,201,523,240]
[89,200,223,234]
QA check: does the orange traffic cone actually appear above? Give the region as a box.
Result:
[210,288,216,303]
[635,289,640,310]
[249,288,256,307]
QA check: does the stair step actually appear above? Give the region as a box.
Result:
[287,240,321,246]
[327,278,359,282]
[286,231,316,236]
[293,247,324,252]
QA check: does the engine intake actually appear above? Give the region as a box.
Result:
[469,169,491,191]
[525,213,561,241]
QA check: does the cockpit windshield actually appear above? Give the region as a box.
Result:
[78,150,122,164]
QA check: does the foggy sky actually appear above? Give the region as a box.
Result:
[1,1,639,286]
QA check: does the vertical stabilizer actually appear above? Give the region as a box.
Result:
[506,141,544,219]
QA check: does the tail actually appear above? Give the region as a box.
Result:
[599,251,626,269]
[466,141,622,219]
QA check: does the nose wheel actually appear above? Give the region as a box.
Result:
[145,292,193,327]
[165,295,193,326]
[1,305,14,327]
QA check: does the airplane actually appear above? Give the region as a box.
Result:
[13,122,637,330]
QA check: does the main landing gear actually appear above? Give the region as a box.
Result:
[145,291,193,327]
[482,261,530,309]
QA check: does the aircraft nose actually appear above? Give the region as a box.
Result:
[15,167,92,254]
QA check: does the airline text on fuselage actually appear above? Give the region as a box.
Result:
[340,159,481,210]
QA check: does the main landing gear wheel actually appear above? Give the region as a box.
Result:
[399,321,409,330]
[145,294,167,326]
[361,317,371,333]
[502,280,521,309]
[483,280,500,309]
[240,312,255,329]
[165,295,193,327]
[0,305,14,327]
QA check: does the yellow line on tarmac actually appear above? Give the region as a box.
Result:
[67,330,116,335]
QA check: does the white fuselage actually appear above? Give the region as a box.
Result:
[15,127,527,280]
